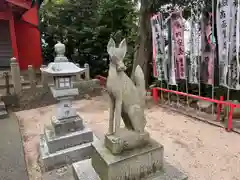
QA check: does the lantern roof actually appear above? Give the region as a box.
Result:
[41,41,86,76]
[40,62,85,76]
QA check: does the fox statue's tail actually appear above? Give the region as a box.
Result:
[133,65,145,107]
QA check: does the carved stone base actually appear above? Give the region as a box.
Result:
[72,139,188,180]
[44,125,93,153]
[39,115,94,171]
[73,159,188,180]
[39,134,93,171]
[104,128,150,154]
[51,115,83,135]
[92,138,163,180]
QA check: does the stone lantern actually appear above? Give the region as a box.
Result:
[41,42,85,133]
[39,42,94,171]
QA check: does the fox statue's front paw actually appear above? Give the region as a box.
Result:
[106,132,114,136]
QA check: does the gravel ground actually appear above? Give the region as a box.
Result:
[16,92,240,180]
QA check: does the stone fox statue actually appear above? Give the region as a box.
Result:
[106,38,146,135]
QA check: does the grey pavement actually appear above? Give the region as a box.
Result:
[43,166,74,180]
[0,112,28,180]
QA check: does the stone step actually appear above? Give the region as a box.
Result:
[0,110,8,119]
[0,101,6,110]
[44,126,93,153]
[39,134,98,172]
[72,159,188,180]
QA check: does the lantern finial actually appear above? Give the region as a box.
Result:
[54,42,68,62]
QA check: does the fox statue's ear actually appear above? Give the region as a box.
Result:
[117,38,127,61]
[107,38,116,57]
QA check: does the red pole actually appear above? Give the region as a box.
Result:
[226,105,234,132]
[216,96,224,121]
[152,88,158,104]
[95,75,106,87]
[9,7,19,61]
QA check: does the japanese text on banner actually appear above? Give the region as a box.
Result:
[171,12,186,80]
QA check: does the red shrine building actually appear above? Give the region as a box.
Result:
[0,0,42,70]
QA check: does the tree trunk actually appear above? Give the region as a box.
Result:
[131,0,152,88]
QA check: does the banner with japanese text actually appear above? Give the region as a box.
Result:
[216,0,232,87]
[189,14,201,84]
[168,19,177,85]
[227,0,240,89]
[201,12,215,85]
[151,13,168,81]
[170,11,186,80]
[216,0,240,89]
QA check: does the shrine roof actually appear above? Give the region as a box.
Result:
[3,0,44,10]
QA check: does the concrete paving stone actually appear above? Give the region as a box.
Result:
[0,112,28,180]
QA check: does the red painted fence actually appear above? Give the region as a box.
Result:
[95,75,239,132]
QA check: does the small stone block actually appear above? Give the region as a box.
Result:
[91,139,164,180]
[51,87,79,98]
[52,115,83,135]
[105,128,150,154]
[73,159,101,180]
[39,134,95,171]
[56,98,77,120]
[0,101,6,110]
[44,126,93,153]
[72,159,188,180]
[0,110,8,119]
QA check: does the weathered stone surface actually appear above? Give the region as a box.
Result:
[51,115,84,135]
[72,37,188,180]
[73,159,100,180]
[44,126,93,153]
[73,79,100,89]
[55,98,77,120]
[13,79,102,111]
[91,139,163,180]
[10,57,22,95]
[72,159,188,180]
[39,134,97,171]
[39,42,96,172]
[104,128,150,154]
[51,87,79,99]
[0,101,7,119]
[0,101,6,110]
[0,110,8,119]
[106,38,146,147]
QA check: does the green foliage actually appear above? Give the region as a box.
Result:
[39,0,137,77]
[40,0,215,80]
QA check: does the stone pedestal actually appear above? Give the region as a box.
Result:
[10,57,22,95]
[105,128,150,154]
[39,115,94,171]
[73,159,188,180]
[40,78,94,171]
[0,101,8,119]
[73,139,188,180]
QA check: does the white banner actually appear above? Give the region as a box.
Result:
[217,0,240,89]
[216,0,232,86]
[171,11,186,80]
[151,13,168,81]
[169,39,177,85]
[228,0,240,89]
[189,16,201,84]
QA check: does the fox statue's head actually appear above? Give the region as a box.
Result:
[107,38,127,72]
